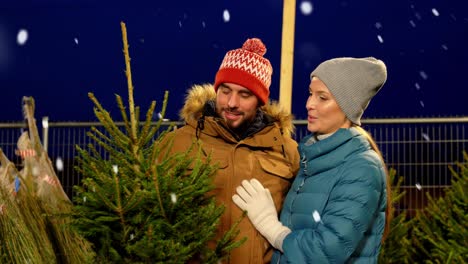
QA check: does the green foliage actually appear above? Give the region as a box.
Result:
[378,168,415,263]
[412,151,468,263]
[70,22,242,263]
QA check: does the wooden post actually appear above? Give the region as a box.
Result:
[279,0,296,114]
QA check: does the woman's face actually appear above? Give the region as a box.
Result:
[306,77,351,134]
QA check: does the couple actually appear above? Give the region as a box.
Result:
[162,38,392,263]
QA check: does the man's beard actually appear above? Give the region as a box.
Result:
[228,115,254,136]
[216,105,256,137]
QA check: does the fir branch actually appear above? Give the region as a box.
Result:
[159,90,169,122]
[115,94,132,139]
[214,211,247,263]
[112,170,127,232]
[120,188,145,213]
[120,22,138,145]
[149,129,174,166]
[137,100,156,149]
[88,127,129,153]
[93,110,129,146]
[89,93,129,144]
[84,178,119,212]
[135,106,141,130]
[152,162,167,219]
[145,91,171,145]
[85,129,146,175]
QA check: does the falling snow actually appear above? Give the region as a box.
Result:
[415,183,422,190]
[83,196,87,203]
[55,157,64,171]
[170,193,177,204]
[300,1,313,16]
[2,2,465,136]
[223,9,230,22]
[419,71,428,80]
[312,210,321,223]
[112,165,118,174]
[422,133,431,141]
[414,12,422,20]
[157,111,169,121]
[17,29,28,45]
[377,35,384,43]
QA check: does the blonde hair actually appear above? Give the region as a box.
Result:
[353,126,392,243]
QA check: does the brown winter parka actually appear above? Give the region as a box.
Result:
[159,84,300,263]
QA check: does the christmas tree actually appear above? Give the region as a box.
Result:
[378,168,415,263]
[411,151,468,262]
[70,22,244,263]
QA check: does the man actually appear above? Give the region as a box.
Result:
[161,38,299,263]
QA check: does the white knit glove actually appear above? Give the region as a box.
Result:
[232,179,291,252]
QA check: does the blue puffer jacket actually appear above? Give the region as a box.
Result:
[272,128,387,264]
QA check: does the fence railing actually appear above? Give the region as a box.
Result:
[1,117,467,216]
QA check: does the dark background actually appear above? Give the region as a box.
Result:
[1,0,467,122]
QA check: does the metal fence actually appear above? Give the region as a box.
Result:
[1,117,467,216]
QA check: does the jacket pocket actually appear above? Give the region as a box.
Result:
[257,155,294,180]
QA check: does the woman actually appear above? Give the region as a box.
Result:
[232,57,392,263]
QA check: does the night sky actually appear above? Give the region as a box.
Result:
[1,0,467,122]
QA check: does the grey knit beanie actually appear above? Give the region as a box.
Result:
[310,57,387,126]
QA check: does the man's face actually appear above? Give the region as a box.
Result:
[216,83,259,130]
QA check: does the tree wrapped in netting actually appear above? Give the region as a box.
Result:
[70,22,243,263]
[0,97,94,264]
[411,151,468,263]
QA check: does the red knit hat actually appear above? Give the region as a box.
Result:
[214,38,273,105]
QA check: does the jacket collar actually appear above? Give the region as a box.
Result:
[299,128,369,176]
[202,100,272,140]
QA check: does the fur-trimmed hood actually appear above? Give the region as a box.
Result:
[179,84,295,137]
